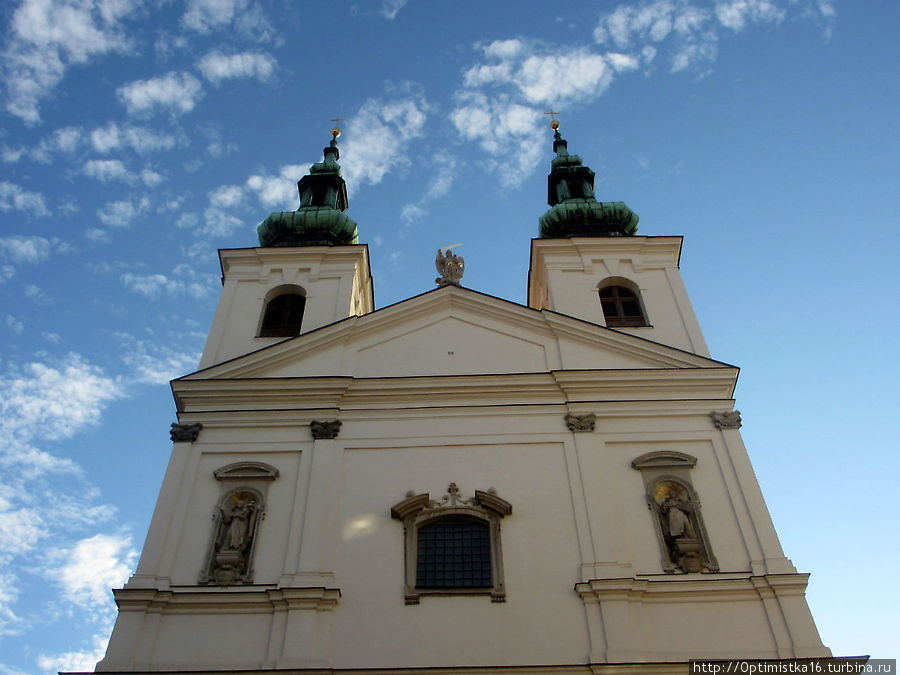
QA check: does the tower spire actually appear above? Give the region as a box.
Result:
[538,120,638,238]
[256,125,359,247]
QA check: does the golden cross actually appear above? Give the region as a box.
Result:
[544,110,561,130]
[330,116,346,139]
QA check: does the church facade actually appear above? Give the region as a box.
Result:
[97,127,829,673]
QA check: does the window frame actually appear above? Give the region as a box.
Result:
[391,485,511,604]
[598,284,647,327]
[257,286,306,338]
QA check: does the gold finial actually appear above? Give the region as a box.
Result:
[330,116,345,140]
[544,110,561,130]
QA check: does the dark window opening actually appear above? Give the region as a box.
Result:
[415,516,492,589]
[311,187,328,207]
[568,181,585,198]
[259,293,305,337]
[599,285,647,327]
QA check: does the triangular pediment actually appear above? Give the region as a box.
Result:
[182,286,730,382]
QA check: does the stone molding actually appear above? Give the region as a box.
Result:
[112,585,341,613]
[710,410,742,429]
[310,419,342,439]
[213,461,280,481]
[631,450,697,470]
[565,413,596,432]
[170,422,202,442]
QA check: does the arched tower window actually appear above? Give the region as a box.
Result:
[598,279,648,327]
[258,286,306,337]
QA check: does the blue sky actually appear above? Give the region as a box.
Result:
[1,0,898,672]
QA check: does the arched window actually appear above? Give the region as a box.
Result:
[599,283,647,327]
[258,288,305,337]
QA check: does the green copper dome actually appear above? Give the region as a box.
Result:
[257,135,359,247]
[538,131,638,238]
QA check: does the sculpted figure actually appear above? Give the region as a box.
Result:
[662,496,695,539]
[221,502,256,551]
[435,248,465,287]
[207,493,260,584]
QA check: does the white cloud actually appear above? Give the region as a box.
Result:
[202,208,245,236]
[175,212,199,229]
[0,236,56,263]
[84,227,111,243]
[90,122,179,154]
[592,0,795,73]
[141,169,163,186]
[449,91,543,188]
[400,204,425,223]
[451,40,638,186]
[208,184,244,209]
[82,158,133,183]
[37,633,110,674]
[117,71,204,117]
[97,196,150,228]
[0,182,49,216]
[182,0,245,31]
[341,92,429,188]
[462,39,620,105]
[197,50,276,84]
[399,152,458,223]
[4,315,25,334]
[28,126,84,162]
[715,0,784,31]
[181,0,273,38]
[121,268,214,299]
[0,355,124,448]
[2,0,142,123]
[245,164,305,209]
[117,335,200,384]
[55,533,137,610]
[381,0,407,20]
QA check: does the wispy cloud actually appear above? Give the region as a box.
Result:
[90,123,180,155]
[117,71,204,117]
[53,533,137,613]
[0,182,49,216]
[120,265,215,300]
[245,164,306,209]
[342,89,429,188]
[400,151,458,223]
[97,197,150,228]
[181,0,274,39]
[82,159,133,183]
[450,1,834,186]
[1,0,142,123]
[116,333,201,384]
[197,50,276,84]
[0,236,64,264]
[381,0,408,20]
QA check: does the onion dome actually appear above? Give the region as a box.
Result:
[257,127,359,247]
[538,124,638,238]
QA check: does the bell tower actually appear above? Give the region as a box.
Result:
[528,123,709,356]
[199,127,374,369]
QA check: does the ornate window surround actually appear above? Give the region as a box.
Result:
[391,483,512,605]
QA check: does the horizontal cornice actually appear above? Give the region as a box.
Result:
[173,368,737,413]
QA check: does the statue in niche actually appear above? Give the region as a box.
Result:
[653,481,709,574]
[435,248,464,287]
[209,490,260,585]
